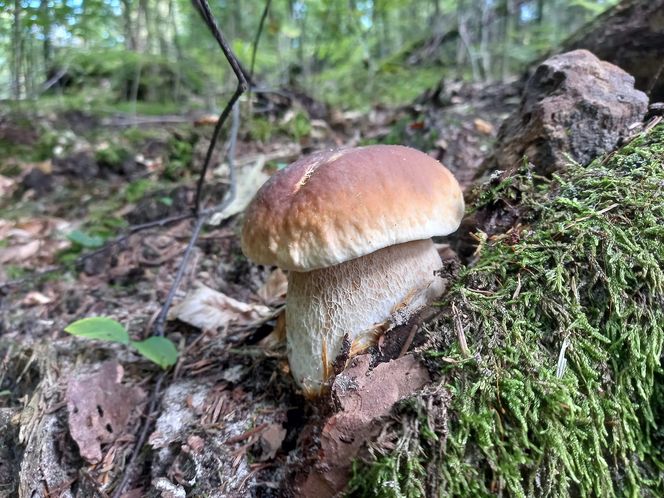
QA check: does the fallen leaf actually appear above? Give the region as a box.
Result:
[474,118,494,135]
[0,175,16,197]
[300,354,431,495]
[0,240,40,264]
[169,283,271,331]
[258,310,286,351]
[257,268,288,305]
[209,156,270,225]
[22,291,53,306]
[258,423,287,461]
[66,362,145,464]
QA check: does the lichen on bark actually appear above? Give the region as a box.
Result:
[348,124,664,497]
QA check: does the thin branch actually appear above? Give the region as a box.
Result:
[250,0,272,83]
[193,86,242,215]
[191,0,248,215]
[110,372,166,498]
[154,102,241,338]
[151,217,205,336]
[111,3,247,493]
[0,213,193,292]
[191,0,248,91]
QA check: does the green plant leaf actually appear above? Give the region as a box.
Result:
[67,229,105,248]
[130,337,178,369]
[64,317,129,344]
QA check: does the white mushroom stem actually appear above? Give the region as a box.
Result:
[286,238,445,396]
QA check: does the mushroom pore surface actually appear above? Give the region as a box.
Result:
[286,238,444,395]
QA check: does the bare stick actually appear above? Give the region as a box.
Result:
[250,0,272,82]
[191,0,248,89]
[110,372,166,498]
[193,86,242,215]
[0,213,193,292]
[110,3,248,494]
[154,95,241,338]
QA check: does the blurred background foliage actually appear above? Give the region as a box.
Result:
[0,0,618,110]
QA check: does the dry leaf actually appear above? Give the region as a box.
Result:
[258,423,287,461]
[169,284,271,330]
[209,156,270,225]
[258,311,287,351]
[257,268,288,305]
[300,355,431,495]
[66,362,145,464]
[0,175,16,197]
[0,240,40,264]
[473,118,494,135]
[22,291,53,306]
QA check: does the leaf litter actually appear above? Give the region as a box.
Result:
[0,82,514,496]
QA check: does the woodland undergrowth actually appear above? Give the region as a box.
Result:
[349,125,664,497]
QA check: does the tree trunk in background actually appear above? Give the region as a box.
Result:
[11,0,22,99]
[561,0,664,101]
[39,0,52,79]
[536,0,544,24]
[156,4,169,58]
[140,0,154,54]
[169,0,183,100]
[479,1,491,80]
[500,0,513,81]
[430,0,441,31]
[121,0,137,51]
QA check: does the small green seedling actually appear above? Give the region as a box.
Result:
[64,317,178,369]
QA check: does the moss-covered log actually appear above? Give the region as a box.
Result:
[348,125,664,497]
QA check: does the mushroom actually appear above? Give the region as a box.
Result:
[241,145,464,396]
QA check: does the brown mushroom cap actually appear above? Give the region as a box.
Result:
[241,145,464,271]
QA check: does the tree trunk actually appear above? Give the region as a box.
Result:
[39,0,52,80]
[122,0,137,51]
[560,0,664,100]
[479,0,491,80]
[500,0,513,81]
[11,0,22,99]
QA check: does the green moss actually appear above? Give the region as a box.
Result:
[247,111,311,144]
[123,179,153,203]
[163,134,196,181]
[285,111,312,142]
[248,116,275,143]
[348,125,664,497]
[95,144,131,171]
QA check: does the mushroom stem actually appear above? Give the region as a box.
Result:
[286,238,445,395]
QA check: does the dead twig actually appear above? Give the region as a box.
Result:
[153,102,241,338]
[398,325,419,358]
[110,2,249,496]
[0,213,193,292]
[110,372,166,498]
[250,0,272,83]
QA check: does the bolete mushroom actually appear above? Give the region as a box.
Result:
[241,145,464,396]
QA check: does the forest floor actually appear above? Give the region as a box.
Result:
[0,81,518,496]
